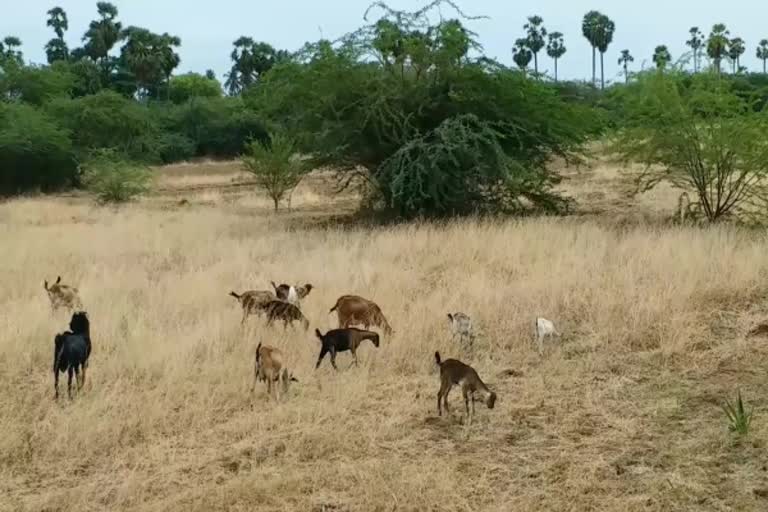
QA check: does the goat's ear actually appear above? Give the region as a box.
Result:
[447,313,453,321]
[44,280,49,290]
[56,276,61,284]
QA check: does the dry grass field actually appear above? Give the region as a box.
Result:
[2,158,768,511]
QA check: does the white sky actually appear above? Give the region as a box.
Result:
[4,0,767,84]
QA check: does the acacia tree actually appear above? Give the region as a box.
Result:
[686,27,704,72]
[728,37,745,73]
[513,38,532,73]
[546,32,566,81]
[618,49,634,83]
[652,45,671,69]
[758,39,768,74]
[613,72,768,223]
[45,7,69,63]
[707,24,729,74]
[524,15,546,76]
[250,1,594,219]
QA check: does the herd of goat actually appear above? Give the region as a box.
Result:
[44,275,563,421]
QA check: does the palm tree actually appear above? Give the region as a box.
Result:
[707,24,729,74]
[1,36,23,64]
[582,11,602,86]
[546,32,566,81]
[618,49,634,83]
[83,2,123,74]
[512,38,532,74]
[757,39,768,74]
[728,37,745,73]
[46,7,68,39]
[595,14,615,89]
[686,27,704,72]
[653,45,672,69]
[524,15,546,76]
[45,7,69,63]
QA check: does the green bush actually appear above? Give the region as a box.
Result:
[46,90,160,162]
[0,64,75,105]
[242,133,307,210]
[81,149,153,203]
[0,102,77,195]
[169,73,222,104]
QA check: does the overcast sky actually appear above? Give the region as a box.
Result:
[3,0,767,84]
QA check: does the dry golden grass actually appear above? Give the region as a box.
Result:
[2,163,768,511]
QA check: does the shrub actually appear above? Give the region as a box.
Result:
[81,149,153,203]
[242,133,307,210]
[611,71,768,223]
[0,102,77,195]
[169,73,222,104]
[723,389,753,438]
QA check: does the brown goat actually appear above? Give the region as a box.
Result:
[44,276,83,313]
[435,351,496,423]
[252,342,297,400]
[329,295,393,336]
[230,290,275,324]
[259,300,310,330]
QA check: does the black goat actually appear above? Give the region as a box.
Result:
[314,328,379,370]
[53,311,92,399]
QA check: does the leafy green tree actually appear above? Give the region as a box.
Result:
[524,16,546,75]
[546,31,566,81]
[45,7,69,63]
[728,37,745,73]
[686,27,704,72]
[707,24,729,74]
[652,45,671,69]
[168,72,222,103]
[242,133,308,211]
[1,64,75,105]
[119,27,180,99]
[0,102,77,195]
[252,2,594,219]
[758,39,768,74]
[612,72,768,223]
[618,49,634,83]
[513,38,532,73]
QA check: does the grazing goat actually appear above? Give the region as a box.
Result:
[314,328,380,370]
[747,323,768,337]
[260,300,310,330]
[435,352,496,422]
[534,317,561,356]
[447,312,474,345]
[329,295,393,336]
[53,311,92,399]
[252,342,298,401]
[44,276,83,312]
[271,281,314,306]
[230,290,276,324]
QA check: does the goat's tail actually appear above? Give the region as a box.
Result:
[229,291,241,300]
[315,328,324,341]
[329,300,339,314]
[434,351,442,366]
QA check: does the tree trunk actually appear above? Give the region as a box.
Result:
[591,46,596,86]
[624,63,628,84]
[600,51,605,90]
[272,196,279,211]
[764,58,767,74]
[533,52,538,76]
[554,58,558,82]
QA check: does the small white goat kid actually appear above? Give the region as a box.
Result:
[534,317,561,355]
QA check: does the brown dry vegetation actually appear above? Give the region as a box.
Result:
[2,159,768,511]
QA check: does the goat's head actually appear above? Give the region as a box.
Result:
[370,332,380,348]
[69,311,89,334]
[44,275,63,292]
[486,391,497,409]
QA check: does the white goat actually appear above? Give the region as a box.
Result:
[534,317,561,355]
[447,312,474,345]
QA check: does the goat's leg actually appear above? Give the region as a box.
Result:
[330,348,338,371]
[315,348,328,369]
[348,347,358,369]
[67,367,74,399]
[443,385,452,414]
[266,376,272,398]
[241,309,248,326]
[462,387,470,418]
[437,381,450,416]
[80,364,87,390]
[54,369,60,399]
[537,334,544,356]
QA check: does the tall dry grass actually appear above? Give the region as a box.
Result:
[1,195,768,511]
